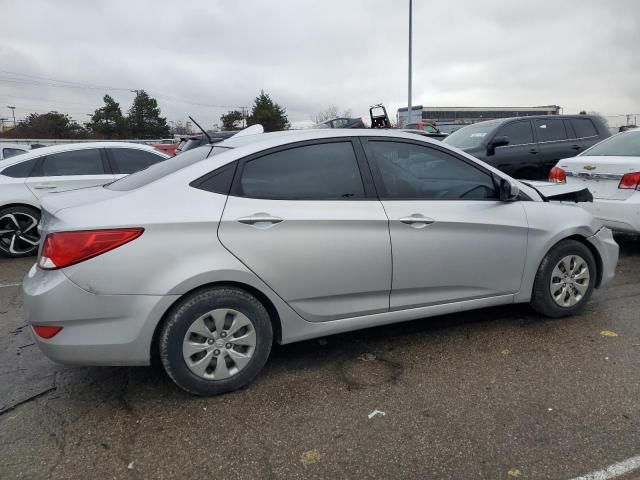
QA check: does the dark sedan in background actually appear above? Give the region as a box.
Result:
[443,114,610,179]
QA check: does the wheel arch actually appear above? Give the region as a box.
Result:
[150,280,283,365]
[0,201,41,213]
[565,234,604,288]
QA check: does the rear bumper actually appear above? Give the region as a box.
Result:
[586,227,619,289]
[580,195,640,234]
[22,265,178,366]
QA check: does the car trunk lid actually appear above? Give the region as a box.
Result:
[556,155,640,200]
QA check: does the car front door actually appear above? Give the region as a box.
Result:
[490,120,540,179]
[25,148,114,199]
[218,139,392,322]
[363,138,529,310]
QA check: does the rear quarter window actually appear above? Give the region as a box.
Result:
[571,118,598,138]
[1,158,38,178]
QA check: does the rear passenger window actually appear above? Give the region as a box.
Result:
[495,121,534,146]
[571,118,598,138]
[40,149,105,176]
[110,148,165,174]
[1,158,37,178]
[535,119,567,142]
[239,142,365,200]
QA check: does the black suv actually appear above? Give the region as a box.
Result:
[443,115,611,179]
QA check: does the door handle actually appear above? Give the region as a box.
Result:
[528,148,538,154]
[399,215,435,229]
[33,184,57,190]
[571,144,581,151]
[237,213,283,227]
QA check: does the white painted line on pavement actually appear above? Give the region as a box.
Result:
[568,455,640,480]
[0,283,22,288]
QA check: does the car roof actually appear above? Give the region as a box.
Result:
[218,128,442,151]
[0,141,166,167]
[0,143,30,150]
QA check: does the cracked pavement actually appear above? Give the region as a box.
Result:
[1,234,639,479]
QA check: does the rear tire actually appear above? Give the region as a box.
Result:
[0,205,41,258]
[530,240,596,317]
[159,286,273,396]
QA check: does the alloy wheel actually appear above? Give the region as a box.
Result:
[0,212,40,255]
[182,308,257,380]
[549,255,590,307]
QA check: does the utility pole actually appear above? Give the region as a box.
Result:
[407,0,413,127]
[7,106,16,127]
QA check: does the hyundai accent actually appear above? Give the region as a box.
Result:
[23,129,619,395]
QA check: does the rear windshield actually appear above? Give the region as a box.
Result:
[443,121,501,149]
[581,130,640,157]
[179,138,203,152]
[106,146,229,191]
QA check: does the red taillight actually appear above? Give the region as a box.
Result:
[39,228,143,270]
[618,172,640,190]
[549,166,566,183]
[32,325,63,339]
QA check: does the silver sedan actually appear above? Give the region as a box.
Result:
[23,129,619,395]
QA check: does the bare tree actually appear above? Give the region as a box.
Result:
[313,105,353,124]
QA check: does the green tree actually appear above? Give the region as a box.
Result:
[220,110,244,130]
[87,95,128,138]
[8,112,87,139]
[247,91,289,132]
[127,90,170,139]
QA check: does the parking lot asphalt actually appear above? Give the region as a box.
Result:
[1,235,639,480]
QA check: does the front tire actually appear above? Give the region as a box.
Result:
[0,205,41,258]
[159,286,273,396]
[530,240,596,317]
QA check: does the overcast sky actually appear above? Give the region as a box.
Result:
[1,0,639,129]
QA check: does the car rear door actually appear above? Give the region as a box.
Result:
[534,118,575,176]
[363,138,528,310]
[218,139,392,322]
[25,148,114,199]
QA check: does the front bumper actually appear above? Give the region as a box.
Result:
[580,195,640,234]
[23,265,178,366]
[586,227,619,289]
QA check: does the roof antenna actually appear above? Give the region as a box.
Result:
[188,116,212,144]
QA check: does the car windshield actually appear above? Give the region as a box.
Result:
[443,121,501,149]
[107,146,229,191]
[581,130,640,157]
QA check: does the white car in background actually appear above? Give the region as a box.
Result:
[550,128,640,234]
[0,142,169,258]
[0,142,30,160]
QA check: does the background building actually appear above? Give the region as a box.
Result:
[398,105,561,131]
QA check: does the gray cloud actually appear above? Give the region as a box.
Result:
[1,0,639,129]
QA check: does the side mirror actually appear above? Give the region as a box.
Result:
[487,135,510,156]
[499,178,520,201]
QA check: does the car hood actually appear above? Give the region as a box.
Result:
[521,181,594,202]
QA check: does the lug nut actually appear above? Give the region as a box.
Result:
[226,343,232,349]
[207,339,214,345]
[213,349,221,356]
[220,332,227,338]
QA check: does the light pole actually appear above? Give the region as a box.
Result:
[7,106,16,127]
[407,0,413,127]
